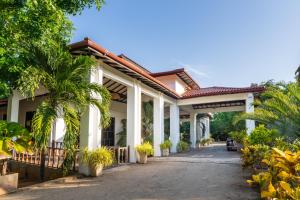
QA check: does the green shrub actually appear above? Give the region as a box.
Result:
[249,125,279,145]
[177,141,189,152]
[229,130,247,144]
[247,148,300,200]
[136,142,154,156]
[241,144,271,169]
[200,139,208,146]
[274,137,300,152]
[160,140,172,150]
[207,138,214,144]
[81,147,114,168]
[199,138,214,146]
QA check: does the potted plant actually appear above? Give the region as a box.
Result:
[160,140,172,156]
[177,141,189,153]
[0,121,32,195]
[200,139,208,146]
[136,142,153,164]
[81,147,113,177]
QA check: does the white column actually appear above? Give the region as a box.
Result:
[127,81,142,163]
[153,94,164,157]
[246,93,255,134]
[206,118,210,138]
[7,90,23,122]
[190,113,197,148]
[50,107,66,143]
[79,67,103,175]
[196,118,201,141]
[170,104,180,153]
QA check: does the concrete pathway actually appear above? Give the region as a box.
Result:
[2,143,259,200]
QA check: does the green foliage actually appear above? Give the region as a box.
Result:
[116,119,126,147]
[180,121,190,143]
[81,147,113,168]
[200,138,214,146]
[0,0,105,97]
[247,148,300,200]
[142,101,153,143]
[211,112,245,141]
[0,120,32,156]
[241,144,271,169]
[249,125,279,146]
[177,141,189,152]
[236,83,300,138]
[160,140,172,150]
[229,130,247,144]
[164,118,170,140]
[274,137,300,152]
[16,44,111,174]
[136,142,154,156]
[0,0,73,96]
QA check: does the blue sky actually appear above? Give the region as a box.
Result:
[70,0,300,87]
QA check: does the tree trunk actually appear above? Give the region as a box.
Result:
[40,149,46,181]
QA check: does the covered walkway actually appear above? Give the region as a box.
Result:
[3,144,259,200]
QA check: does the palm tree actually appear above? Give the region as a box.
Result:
[17,44,111,179]
[0,120,32,175]
[235,83,300,138]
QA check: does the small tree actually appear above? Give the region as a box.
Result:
[17,44,111,179]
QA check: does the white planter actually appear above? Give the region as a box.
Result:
[0,173,18,196]
[161,149,170,157]
[89,165,103,177]
[137,152,148,164]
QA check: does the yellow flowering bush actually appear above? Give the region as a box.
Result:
[247,148,300,200]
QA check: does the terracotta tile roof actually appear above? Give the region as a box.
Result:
[69,38,264,100]
[69,38,180,98]
[181,86,265,99]
[150,68,200,90]
[118,54,152,74]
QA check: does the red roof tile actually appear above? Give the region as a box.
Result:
[69,38,180,98]
[181,86,265,99]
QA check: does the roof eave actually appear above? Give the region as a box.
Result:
[69,38,180,99]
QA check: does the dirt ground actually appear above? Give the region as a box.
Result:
[2,143,259,200]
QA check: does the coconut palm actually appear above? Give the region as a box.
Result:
[0,120,32,175]
[235,83,300,138]
[17,44,111,179]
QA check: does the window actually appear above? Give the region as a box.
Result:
[25,111,35,131]
[101,117,115,146]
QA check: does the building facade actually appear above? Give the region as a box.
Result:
[3,38,264,175]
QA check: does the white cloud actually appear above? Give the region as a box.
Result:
[174,61,210,78]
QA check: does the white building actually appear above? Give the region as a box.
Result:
[1,38,263,173]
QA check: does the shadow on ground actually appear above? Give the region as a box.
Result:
[2,143,259,200]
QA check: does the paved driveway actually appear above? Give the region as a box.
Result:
[2,143,259,200]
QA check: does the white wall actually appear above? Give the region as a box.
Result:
[155,74,188,95]
[18,96,47,126]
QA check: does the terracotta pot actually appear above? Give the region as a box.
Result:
[89,164,103,177]
[137,152,148,164]
[162,148,170,157]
